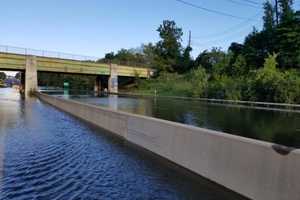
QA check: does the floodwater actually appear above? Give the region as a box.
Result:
[0,88,246,200]
[59,92,300,148]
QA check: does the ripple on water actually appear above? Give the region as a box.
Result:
[0,89,247,200]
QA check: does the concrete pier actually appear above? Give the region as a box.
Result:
[94,76,102,96]
[25,56,38,97]
[108,64,118,93]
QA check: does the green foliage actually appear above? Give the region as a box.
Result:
[207,75,242,100]
[155,20,183,72]
[263,1,275,31]
[135,53,300,104]
[230,0,299,70]
[179,46,193,73]
[38,72,94,90]
[248,53,300,103]
[15,72,21,80]
[276,15,300,68]
[277,70,300,103]
[0,72,6,81]
[278,0,294,23]
[129,3,300,104]
[251,54,283,102]
[137,73,193,97]
[135,68,209,97]
[232,55,248,76]
[97,48,147,67]
[188,67,208,97]
[194,48,227,73]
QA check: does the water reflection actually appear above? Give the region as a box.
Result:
[0,88,21,194]
[64,93,300,148]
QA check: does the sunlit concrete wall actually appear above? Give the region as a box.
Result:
[37,93,300,200]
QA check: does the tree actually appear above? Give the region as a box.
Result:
[179,46,193,73]
[155,20,183,72]
[142,43,155,66]
[15,72,21,80]
[275,2,300,69]
[276,19,300,68]
[99,47,149,67]
[278,0,294,23]
[242,28,270,69]
[0,72,6,80]
[232,55,248,76]
[252,53,284,102]
[194,48,227,74]
[228,42,244,56]
[105,52,115,61]
[190,67,208,97]
[263,1,276,31]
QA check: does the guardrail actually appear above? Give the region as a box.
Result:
[117,92,300,111]
[0,44,99,61]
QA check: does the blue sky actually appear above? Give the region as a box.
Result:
[0,0,299,61]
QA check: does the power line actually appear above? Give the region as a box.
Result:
[224,0,261,8]
[191,21,260,47]
[193,11,262,39]
[239,0,261,5]
[174,0,257,20]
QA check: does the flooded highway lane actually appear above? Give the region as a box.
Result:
[0,88,246,200]
[65,94,300,148]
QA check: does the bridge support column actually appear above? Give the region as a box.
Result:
[25,56,38,97]
[108,64,118,94]
[19,72,25,95]
[94,76,102,96]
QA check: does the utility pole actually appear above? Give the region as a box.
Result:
[188,30,192,47]
[275,0,279,25]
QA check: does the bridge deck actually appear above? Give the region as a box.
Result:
[0,52,151,78]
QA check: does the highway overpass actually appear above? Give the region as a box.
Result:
[0,45,154,96]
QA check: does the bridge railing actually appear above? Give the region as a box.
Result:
[0,44,99,61]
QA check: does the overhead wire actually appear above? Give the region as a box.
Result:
[224,0,261,8]
[174,0,257,20]
[174,0,263,49]
[192,11,262,39]
[239,0,261,5]
[191,21,261,47]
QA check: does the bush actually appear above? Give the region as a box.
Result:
[207,75,242,100]
[251,54,283,102]
[136,72,193,96]
[135,54,300,104]
[277,70,300,103]
[187,67,208,97]
[249,53,300,103]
